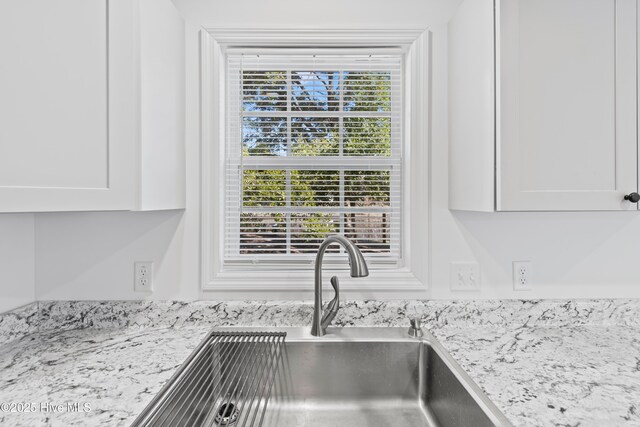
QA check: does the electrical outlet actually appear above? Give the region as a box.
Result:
[450,262,481,291]
[134,262,154,292]
[513,261,532,291]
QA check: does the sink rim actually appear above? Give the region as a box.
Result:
[132,327,513,427]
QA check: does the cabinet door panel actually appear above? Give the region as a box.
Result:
[0,0,108,189]
[498,0,637,211]
[0,0,133,212]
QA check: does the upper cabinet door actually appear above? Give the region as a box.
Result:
[0,0,184,213]
[497,0,638,211]
[0,0,134,212]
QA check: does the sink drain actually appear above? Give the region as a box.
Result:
[214,402,239,425]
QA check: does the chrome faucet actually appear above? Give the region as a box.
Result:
[311,235,369,337]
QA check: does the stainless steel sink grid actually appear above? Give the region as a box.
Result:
[133,327,512,427]
[134,331,286,427]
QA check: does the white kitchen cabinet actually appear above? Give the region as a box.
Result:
[0,0,185,212]
[449,0,638,211]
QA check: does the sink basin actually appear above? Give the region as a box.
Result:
[133,327,511,427]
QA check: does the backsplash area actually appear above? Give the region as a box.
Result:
[0,303,38,345]
[2,299,639,344]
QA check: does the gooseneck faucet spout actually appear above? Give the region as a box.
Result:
[311,235,369,337]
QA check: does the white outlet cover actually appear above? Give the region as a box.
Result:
[134,262,154,292]
[513,261,532,291]
[450,262,481,292]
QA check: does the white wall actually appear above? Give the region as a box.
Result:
[29,0,640,301]
[0,214,35,311]
[34,211,198,301]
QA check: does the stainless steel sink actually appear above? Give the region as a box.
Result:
[133,327,511,427]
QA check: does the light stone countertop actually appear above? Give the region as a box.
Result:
[0,326,211,427]
[0,300,639,427]
[431,325,640,427]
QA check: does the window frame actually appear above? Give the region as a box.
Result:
[201,28,430,297]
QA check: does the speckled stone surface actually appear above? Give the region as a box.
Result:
[35,299,640,330]
[431,325,640,427]
[0,299,639,426]
[0,326,209,427]
[0,303,38,345]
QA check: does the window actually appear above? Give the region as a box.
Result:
[223,51,403,269]
[201,29,429,294]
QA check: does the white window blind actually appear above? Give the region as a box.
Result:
[224,50,403,268]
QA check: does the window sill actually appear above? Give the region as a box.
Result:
[203,268,425,292]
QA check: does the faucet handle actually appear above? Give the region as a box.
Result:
[408,318,424,338]
[325,276,340,312]
[321,276,340,330]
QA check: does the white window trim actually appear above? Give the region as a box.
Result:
[201,28,430,298]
